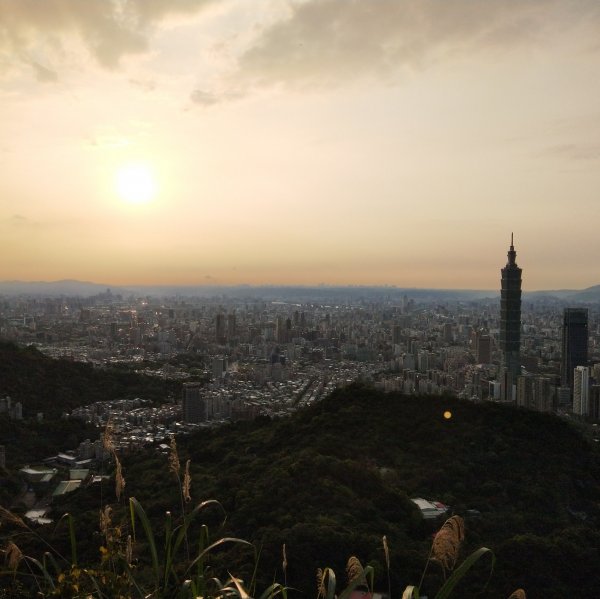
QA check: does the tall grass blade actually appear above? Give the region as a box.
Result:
[318,567,336,599]
[339,563,374,599]
[164,510,174,588]
[172,499,224,560]
[194,524,211,597]
[55,512,77,566]
[43,551,61,577]
[129,496,136,541]
[249,543,262,598]
[257,582,288,599]
[23,555,56,590]
[229,572,251,599]
[402,586,420,599]
[129,497,160,589]
[435,547,495,599]
[185,537,253,575]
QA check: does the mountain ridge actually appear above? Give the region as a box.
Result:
[2,278,600,301]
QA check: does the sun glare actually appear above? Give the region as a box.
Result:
[115,163,157,204]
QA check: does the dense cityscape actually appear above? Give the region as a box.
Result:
[2,239,600,462]
[2,241,600,595]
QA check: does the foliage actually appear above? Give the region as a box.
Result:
[0,415,97,470]
[0,341,181,417]
[1,454,280,599]
[3,380,600,597]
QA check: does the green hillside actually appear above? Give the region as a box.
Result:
[46,384,600,599]
[0,342,180,417]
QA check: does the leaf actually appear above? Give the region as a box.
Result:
[24,556,56,590]
[185,537,253,575]
[401,586,420,599]
[435,547,495,599]
[338,562,375,599]
[318,567,336,599]
[229,572,251,599]
[257,582,288,599]
[55,512,77,566]
[172,499,225,563]
[129,497,160,589]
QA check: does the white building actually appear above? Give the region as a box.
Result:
[573,366,590,416]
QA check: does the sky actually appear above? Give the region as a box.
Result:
[1,0,600,290]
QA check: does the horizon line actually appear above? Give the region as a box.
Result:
[0,278,594,294]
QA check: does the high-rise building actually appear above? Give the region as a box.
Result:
[561,308,588,392]
[227,313,236,340]
[499,234,522,400]
[215,313,226,344]
[474,330,491,364]
[516,374,554,413]
[589,385,600,420]
[573,365,590,416]
[182,383,206,423]
[212,357,228,380]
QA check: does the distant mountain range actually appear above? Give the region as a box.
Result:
[1,279,600,302]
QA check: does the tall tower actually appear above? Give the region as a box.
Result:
[561,308,588,392]
[499,234,522,400]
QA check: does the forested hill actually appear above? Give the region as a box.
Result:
[111,386,600,598]
[0,342,179,417]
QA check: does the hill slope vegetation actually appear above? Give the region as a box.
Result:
[51,385,600,598]
[0,342,179,418]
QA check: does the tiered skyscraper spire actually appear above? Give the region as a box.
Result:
[499,233,522,400]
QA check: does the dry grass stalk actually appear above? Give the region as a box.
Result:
[169,437,180,476]
[4,541,23,570]
[103,418,115,453]
[0,505,27,529]
[431,515,465,572]
[99,505,112,538]
[316,568,325,598]
[282,543,288,573]
[346,556,364,583]
[182,459,192,502]
[383,535,390,570]
[114,454,125,501]
[507,591,527,599]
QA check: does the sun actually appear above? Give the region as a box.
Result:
[115,163,157,204]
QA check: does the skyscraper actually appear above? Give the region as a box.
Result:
[215,313,226,344]
[573,365,590,416]
[499,234,522,400]
[474,330,491,364]
[561,308,588,392]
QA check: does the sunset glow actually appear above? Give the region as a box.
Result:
[115,164,157,205]
[1,1,600,288]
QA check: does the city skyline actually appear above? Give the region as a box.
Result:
[2,1,600,289]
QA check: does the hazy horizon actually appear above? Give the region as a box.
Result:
[1,276,599,295]
[2,1,600,289]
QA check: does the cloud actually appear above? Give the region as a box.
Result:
[544,143,600,161]
[129,78,156,92]
[28,60,58,83]
[0,0,214,75]
[232,0,600,91]
[190,87,243,107]
[190,89,220,106]
[2,214,39,229]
